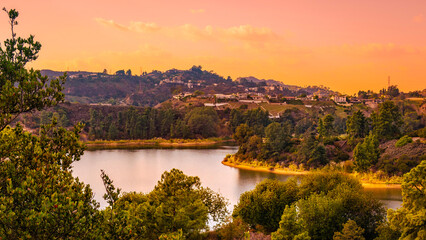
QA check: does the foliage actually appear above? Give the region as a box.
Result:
[387,160,426,240]
[271,205,310,240]
[318,114,335,140]
[333,220,365,240]
[375,154,423,176]
[0,123,100,239]
[232,123,252,146]
[346,110,369,147]
[101,169,228,239]
[233,178,299,233]
[297,132,328,168]
[395,135,413,148]
[159,229,184,240]
[273,173,385,240]
[0,9,102,239]
[185,107,220,138]
[298,171,362,199]
[101,170,121,207]
[371,101,403,140]
[374,222,401,240]
[216,217,250,240]
[89,107,180,140]
[264,122,291,155]
[0,8,65,131]
[353,132,380,172]
[229,108,271,135]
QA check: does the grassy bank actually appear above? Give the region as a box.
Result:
[84,138,236,150]
[223,155,402,188]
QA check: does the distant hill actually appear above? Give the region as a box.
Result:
[39,66,341,107]
[236,76,338,96]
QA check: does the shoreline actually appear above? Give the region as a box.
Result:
[222,160,402,189]
[84,138,236,150]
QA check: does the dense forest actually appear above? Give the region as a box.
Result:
[227,100,426,177]
[1,9,425,240]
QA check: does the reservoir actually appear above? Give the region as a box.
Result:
[73,146,402,210]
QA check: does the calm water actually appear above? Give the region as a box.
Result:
[72,147,402,210]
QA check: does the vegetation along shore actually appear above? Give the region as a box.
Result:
[84,138,235,150]
[222,158,402,188]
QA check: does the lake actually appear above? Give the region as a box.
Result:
[72,147,402,211]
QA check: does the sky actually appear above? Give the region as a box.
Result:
[1,0,426,94]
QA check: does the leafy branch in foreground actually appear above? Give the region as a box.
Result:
[0,8,65,131]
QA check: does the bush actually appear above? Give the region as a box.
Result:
[395,135,413,147]
[417,127,426,138]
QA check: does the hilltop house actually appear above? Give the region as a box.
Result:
[331,95,347,103]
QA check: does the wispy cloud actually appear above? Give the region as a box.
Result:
[95,18,160,33]
[94,18,279,44]
[190,9,205,14]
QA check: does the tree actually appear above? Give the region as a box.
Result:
[308,144,327,167]
[386,85,400,98]
[107,123,119,140]
[244,135,263,160]
[265,122,291,154]
[353,132,380,172]
[323,114,334,137]
[372,101,403,140]
[0,8,65,131]
[318,114,335,141]
[318,118,326,139]
[233,178,299,233]
[333,220,365,240]
[387,160,426,240]
[233,123,254,146]
[216,217,250,240]
[346,110,369,146]
[274,176,385,240]
[100,169,228,239]
[297,131,328,168]
[185,107,219,138]
[126,69,132,76]
[101,170,121,207]
[271,205,310,240]
[115,69,125,75]
[298,171,362,199]
[0,10,100,239]
[0,124,100,239]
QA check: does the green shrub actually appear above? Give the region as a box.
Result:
[395,135,413,147]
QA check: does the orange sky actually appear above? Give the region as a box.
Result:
[1,0,426,94]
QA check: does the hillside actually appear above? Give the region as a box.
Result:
[41,66,341,107]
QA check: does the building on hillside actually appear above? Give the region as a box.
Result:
[236,93,248,99]
[331,95,347,103]
[173,92,192,99]
[214,94,236,100]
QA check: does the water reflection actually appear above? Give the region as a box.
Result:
[73,147,402,211]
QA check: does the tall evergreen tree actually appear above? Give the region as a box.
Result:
[353,132,380,172]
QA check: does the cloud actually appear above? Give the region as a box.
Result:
[222,25,278,42]
[190,9,205,14]
[413,14,423,23]
[95,18,160,33]
[94,18,279,44]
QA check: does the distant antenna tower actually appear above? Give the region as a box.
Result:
[388,76,390,88]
